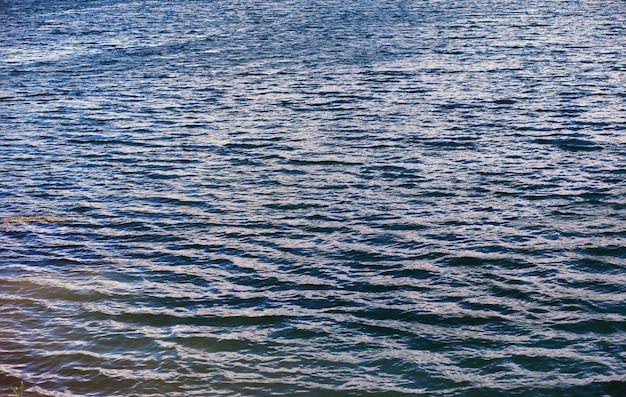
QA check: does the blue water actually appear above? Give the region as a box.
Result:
[1,0,625,396]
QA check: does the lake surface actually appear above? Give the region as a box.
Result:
[1,0,625,395]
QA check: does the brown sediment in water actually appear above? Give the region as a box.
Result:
[1,215,76,225]
[0,215,84,233]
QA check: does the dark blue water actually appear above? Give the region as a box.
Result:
[1,0,625,396]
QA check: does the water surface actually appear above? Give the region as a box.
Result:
[1,0,625,396]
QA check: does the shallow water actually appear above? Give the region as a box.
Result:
[1,0,625,396]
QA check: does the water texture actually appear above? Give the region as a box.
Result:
[1,0,625,395]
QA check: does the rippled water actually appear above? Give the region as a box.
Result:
[1,0,625,395]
